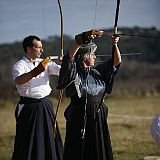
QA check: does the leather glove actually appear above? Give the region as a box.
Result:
[31,57,50,77]
[75,29,103,45]
[91,29,103,37]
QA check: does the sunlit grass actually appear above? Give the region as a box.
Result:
[107,95,160,160]
[0,94,159,160]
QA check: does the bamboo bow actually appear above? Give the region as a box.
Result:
[53,0,64,138]
[112,0,120,64]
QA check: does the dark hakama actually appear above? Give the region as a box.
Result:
[63,96,113,160]
[57,54,120,160]
[12,97,63,160]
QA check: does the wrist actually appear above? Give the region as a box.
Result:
[114,43,118,47]
[113,43,118,47]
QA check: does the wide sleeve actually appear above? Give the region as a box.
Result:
[95,58,121,94]
[57,53,77,90]
[48,61,61,76]
[12,61,26,81]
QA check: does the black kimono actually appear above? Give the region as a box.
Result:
[12,97,63,160]
[57,54,120,160]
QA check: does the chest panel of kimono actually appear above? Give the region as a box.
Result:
[79,72,105,97]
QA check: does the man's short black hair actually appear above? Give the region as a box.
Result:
[23,35,41,53]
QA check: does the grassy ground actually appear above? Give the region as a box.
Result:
[0,94,159,160]
[107,95,160,160]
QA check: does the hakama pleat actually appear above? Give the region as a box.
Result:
[12,97,63,160]
[63,96,113,160]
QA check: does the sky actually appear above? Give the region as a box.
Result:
[0,0,160,44]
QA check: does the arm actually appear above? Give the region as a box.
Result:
[96,36,121,94]
[57,41,80,88]
[114,45,121,66]
[57,54,77,89]
[57,29,103,89]
[15,57,50,85]
[68,29,103,60]
[68,41,80,60]
[15,72,33,85]
[112,35,121,66]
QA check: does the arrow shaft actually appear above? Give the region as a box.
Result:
[103,32,160,39]
[97,53,142,57]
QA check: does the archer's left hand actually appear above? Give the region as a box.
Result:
[56,55,63,65]
[112,34,120,46]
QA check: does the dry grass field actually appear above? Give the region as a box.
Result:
[0,94,160,160]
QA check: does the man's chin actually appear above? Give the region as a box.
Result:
[37,54,41,58]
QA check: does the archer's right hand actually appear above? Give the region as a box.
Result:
[75,29,103,45]
[31,57,50,77]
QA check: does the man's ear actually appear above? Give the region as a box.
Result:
[27,46,32,53]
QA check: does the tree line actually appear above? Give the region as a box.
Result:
[0,27,160,99]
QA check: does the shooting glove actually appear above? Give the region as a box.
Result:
[75,29,103,45]
[31,57,50,77]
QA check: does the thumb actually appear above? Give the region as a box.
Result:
[41,57,50,66]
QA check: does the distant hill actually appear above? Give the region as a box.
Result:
[0,27,160,99]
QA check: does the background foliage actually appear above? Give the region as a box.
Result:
[0,27,160,99]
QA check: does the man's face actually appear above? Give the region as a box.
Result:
[28,39,43,60]
[83,52,96,67]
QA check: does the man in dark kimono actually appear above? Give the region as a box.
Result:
[57,29,121,160]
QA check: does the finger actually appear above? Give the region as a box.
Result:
[91,29,103,37]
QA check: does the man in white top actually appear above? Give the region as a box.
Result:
[12,35,63,160]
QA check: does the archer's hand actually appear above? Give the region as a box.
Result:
[112,34,120,46]
[90,29,103,38]
[31,57,50,77]
[56,55,63,65]
[75,29,103,45]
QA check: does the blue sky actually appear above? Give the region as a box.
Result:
[0,0,160,44]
